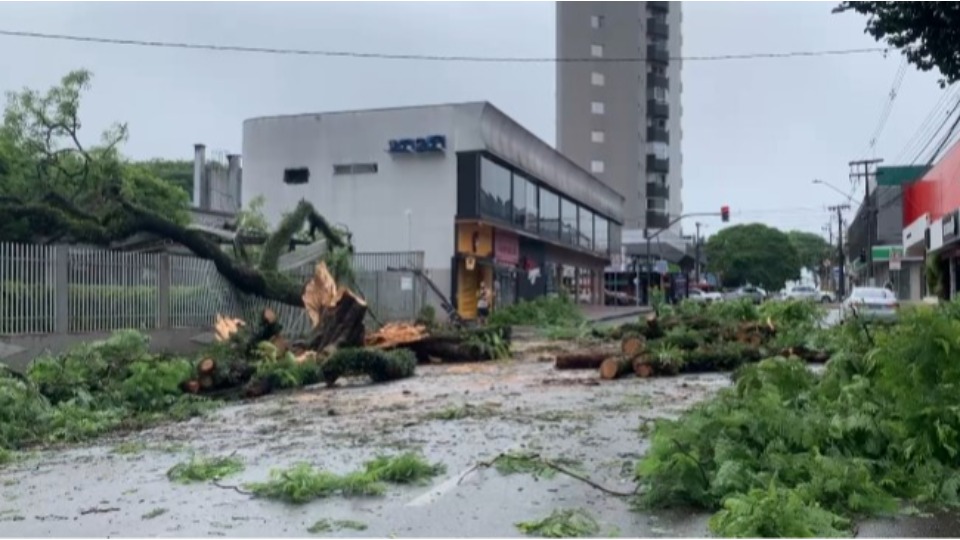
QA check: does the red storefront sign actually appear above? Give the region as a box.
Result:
[494,230,520,265]
[904,139,960,224]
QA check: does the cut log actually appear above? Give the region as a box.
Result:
[633,359,654,378]
[392,326,511,363]
[621,334,646,357]
[555,351,614,370]
[182,380,201,394]
[308,288,368,352]
[366,322,429,349]
[600,356,635,380]
[197,357,216,376]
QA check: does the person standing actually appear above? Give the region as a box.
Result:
[477,282,491,325]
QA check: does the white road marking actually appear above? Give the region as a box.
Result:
[405,470,470,507]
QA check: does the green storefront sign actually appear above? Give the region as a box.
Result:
[871,245,903,262]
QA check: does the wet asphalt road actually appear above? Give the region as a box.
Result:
[1,329,956,537]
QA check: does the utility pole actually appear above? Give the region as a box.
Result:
[829,204,851,298]
[694,222,702,286]
[849,158,883,285]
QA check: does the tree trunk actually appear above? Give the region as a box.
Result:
[633,359,655,378]
[308,289,368,352]
[555,350,613,370]
[621,334,647,357]
[600,356,635,380]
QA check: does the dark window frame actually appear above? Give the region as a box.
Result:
[283,167,310,185]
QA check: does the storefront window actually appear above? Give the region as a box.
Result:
[525,180,538,233]
[595,216,609,254]
[561,198,577,245]
[579,207,594,250]
[539,189,560,239]
[512,173,528,228]
[480,157,512,222]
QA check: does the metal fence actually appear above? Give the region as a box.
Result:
[0,242,425,337]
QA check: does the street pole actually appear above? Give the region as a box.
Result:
[830,204,850,297]
[694,222,702,285]
[641,211,723,306]
[849,159,883,285]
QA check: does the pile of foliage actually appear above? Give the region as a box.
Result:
[167,454,245,484]
[635,303,960,536]
[321,348,417,386]
[0,330,213,452]
[487,294,584,329]
[245,452,445,504]
[515,508,601,538]
[597,299,828,376]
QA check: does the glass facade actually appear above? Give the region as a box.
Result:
[512,173,528,229]
[472,153,613,256]
[561,199,577,245]
[579,207,594,250]
[480,157,512,222]
[540,189,560,239]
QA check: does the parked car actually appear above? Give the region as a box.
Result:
[785,285,835,303]
[687,288,723,304]
[841,287,899,322]
[726,285,766,304]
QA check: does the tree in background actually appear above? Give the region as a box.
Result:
[0,69,350,306]
[704,224,801,291]
[834,2,960,87]
[134,159,194,195]
[786,231,834,286]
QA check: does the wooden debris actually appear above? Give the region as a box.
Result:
[620,334,646,357]
[214,314,245,342]
[599,356,635,380]
[365,322,429,349]
[555,350,614,370]
[633,359,654,378]
[197,357,216,376]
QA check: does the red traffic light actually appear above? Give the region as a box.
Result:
[721,205,730,222]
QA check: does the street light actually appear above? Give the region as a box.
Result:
[812,179,856,205]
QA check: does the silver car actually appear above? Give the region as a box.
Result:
[841,287,899,321]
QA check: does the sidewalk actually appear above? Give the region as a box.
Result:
[580,304,652,323]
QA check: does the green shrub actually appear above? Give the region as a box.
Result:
[118,358,193,412]
[488,295,584,328]
[0,376,52,449]
[167,455,245,483]
[322,348,417,386]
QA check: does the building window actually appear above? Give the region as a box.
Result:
[591,131,605,143]
[591,15,604,29]
[648,172,667,185]
[579,207,594,250]
[595,216,609,254]
[283,167,310,185]
[591,44,603,58]
[332,163,378,175]
[591,72,605,86]
[590,160,605,174]
[652,86,668,102]
[512,173,528,228]
[525,179,538,233]
[591,101,605,115]
[539,189,560,239]
[561,198,578,245]
[648,142,669,160]
[480,157,513,222]
[647,198,667,211]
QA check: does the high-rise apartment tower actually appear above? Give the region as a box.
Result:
[556,1,683,237]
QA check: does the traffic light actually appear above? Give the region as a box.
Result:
[720,205,730,222]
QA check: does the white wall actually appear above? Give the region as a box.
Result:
[241,107,462,272]
[666,2,684,233]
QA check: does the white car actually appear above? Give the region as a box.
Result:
[688,288,723,303]
[785,285,834,303]
[841,287,899,322]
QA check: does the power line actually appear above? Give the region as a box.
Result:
[0,28,888,63]
[893,84,959,163]
[865,57,908,156]
[913,95,960,164]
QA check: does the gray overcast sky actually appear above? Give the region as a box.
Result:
[0,1,950,238]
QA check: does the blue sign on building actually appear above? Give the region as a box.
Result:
[387,135,447,154]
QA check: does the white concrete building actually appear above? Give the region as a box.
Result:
[242,102,624,320]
